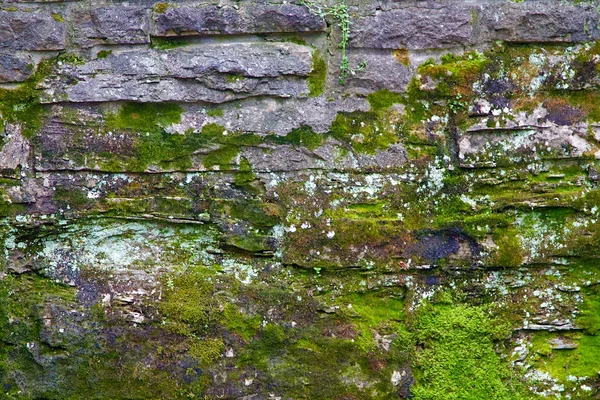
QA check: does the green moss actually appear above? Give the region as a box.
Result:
[150,36,187,50]
[417,51,488,97]
[198,124,261,170]
[308,51,327,97]
[153,3,170,14]
[489,232,524,267]
[106,102,183,133]
[158,267,222,335]
[329,111,397,154]
[225,73,244,83]
[186,338,224,366]
[411,298,525,400]
[96,50,112,59]
[51,13,64,23]
[233,158,257,187]
[531,331,600,384]
[53,187,91,209]
[266,125,324,150]
[278,35,308,46]
[0,54,84,138]
[222,304,261,341]
[206,108,223,117]
[103,103,222,171]
[202,146,239,169]
[227,200,280,230]
[337,289,405,351]
[578,285,600,335]
[0,57,53,138]
[367,89,403,111]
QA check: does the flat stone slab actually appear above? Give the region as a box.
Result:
[478,1,599,43]
[350,1,598,50]
[152,4,325,36]
[40,43,313,103]
[350,3,475,49]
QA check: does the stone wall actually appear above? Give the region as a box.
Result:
[2,0,600,398]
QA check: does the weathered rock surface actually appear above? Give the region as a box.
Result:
[0,52,33,82]
[478,1,599,43]
[0,10,65,50]
[40,43,313,103]
[71,7,150,48]
[2,1,600,399]
[350,3,475,49]
[152,4,326,36]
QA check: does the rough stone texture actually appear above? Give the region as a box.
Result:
[71,7,150,48]
[152,4,326,36]
[40,43,313,103]
[3,1,600,399]
[0,124,30,172]
[478,1,600,43]
[350,3,475,49]
[0,10,65,50]
[0,52,33,82]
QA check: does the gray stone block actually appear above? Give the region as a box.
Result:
[478,1,599,43]
[152,4,325,36]
[0,10,65,50]
[71,7,150,48]
[0,52,33,82]
[350,4,474,49]
[40,43,313,103]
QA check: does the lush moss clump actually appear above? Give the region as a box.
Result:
[150,36,188,50]
[105,102,183,133]
[158,268,222,335]
[411,297,525,400]
[0,57,57,138]
[266,125,324,150]
[308,51,327,97]
[530,321,600,391]
[329,111,398,154]
[96,50,112,59]
[367,89,403,111]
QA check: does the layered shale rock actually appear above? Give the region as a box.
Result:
[2,1,600,399]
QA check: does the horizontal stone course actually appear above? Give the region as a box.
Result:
[350,0,598,49]
[40,43,313,103]
[349,3,475,49]
[478,1,599,43]
[152,4,325,36]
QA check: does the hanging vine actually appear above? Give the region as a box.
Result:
[299,0,366,84]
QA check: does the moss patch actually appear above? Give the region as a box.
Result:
[367,89,403,111]
[308,51,327,97]
[411,298,525,400]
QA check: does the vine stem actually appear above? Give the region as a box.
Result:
[299,0,366,84]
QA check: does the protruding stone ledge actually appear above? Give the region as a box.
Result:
[39,43,313,103]
[0,9,65,50]
[458,123,595,169]
[151,4,325,37]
